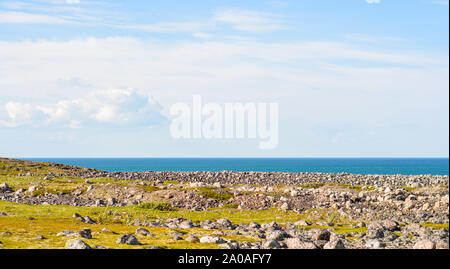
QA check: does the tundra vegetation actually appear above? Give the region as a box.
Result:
[0,158,448,249]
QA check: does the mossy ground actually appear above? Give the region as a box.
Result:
[0,158,447,249]
[0,200,341,249]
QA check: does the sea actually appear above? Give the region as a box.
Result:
[25,158,449,175]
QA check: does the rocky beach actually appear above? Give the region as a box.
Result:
[0,157,448,249]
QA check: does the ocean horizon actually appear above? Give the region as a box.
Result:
[23,157,449,176]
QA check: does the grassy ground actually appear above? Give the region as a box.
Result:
[0,157,448,249]
[0,199,370,249]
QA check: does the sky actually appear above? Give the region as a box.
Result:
[0,0,448,158]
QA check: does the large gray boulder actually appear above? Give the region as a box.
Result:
[413,239,436,249]
[117,234,141,245]
[284,238,319,249]
[199,236,226,244]
[323,239,345,249]
[267,230,289,241]
[65,239,91,249]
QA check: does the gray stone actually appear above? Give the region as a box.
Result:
[312,229,331,241]
[57,230,75,237]
[284,238,319,249]
[262,240,281,249]
[215,219,233,229]
[413,239,436,249]
[185,235,200,243]
[280,202,290,211]
[83,216,95,224]
[199,236,226,244]
[267,230,289,241]
[65,239,91,249]
[76,229,92,239]
[179,220,194,229]
[136,228,151,236]
[365,239,386,249]
[145,246,163,249]
[117,234,141,245]
[323,239,345,249]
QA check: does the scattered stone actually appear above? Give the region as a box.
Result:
[365,239,386,249]
[323,239,345,249]
[263,240,281,249]
[185,235,200,243]
[284,238,319,249]
[267,230,289,241]
[215,219,233,229]
[280,202,290,211]
[83,216,95,224]
[65,239,91,249]
[136,228,151,236]
[57,230,75,237]
[145,246,163,249]
[76,229,92,239]
[117,234,140,245]
[312,230,331,241]
[179,220,194,229]
[101,228,114,233]
[413,240,436,249]
[199,236,226,244]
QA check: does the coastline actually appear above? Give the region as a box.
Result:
[23,157,450,175]
[0,157,449,249]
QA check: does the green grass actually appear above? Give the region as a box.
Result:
[337,184,376,191]
[221,203,239,209]
[419,222,449,229]
[401,186,419,192]
[299,183,325,189]
[137,202,176,211]
[196,188,234,201]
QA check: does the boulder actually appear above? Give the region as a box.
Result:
[323,239,345,249]
[116,234,141,245]
[267,230,289,241]
[65,239,91,249]
[365,239,386,249]
[136,228,151,236]
[76,229,92,239]
[284,238,319,249]
[199,236,225,244]
[413,240,436,249]
[312,230,331,241]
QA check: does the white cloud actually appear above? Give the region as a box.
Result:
[214,9,287,32]
[0,11,74,24]
[0,4,287,35]
[0,37,447,137]
[193,32,213,39]
[0,88,167,128]
[0,37,447,156]
[115,9,287,34]
[366,0,381,3]
[65,0,81,4]
[116,22,211,33]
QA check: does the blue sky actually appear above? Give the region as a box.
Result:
[0,0,448,157]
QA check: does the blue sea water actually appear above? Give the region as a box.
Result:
[25,158,449,175]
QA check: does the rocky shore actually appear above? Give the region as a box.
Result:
[39,170,449,187]
[0,158,448,249]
